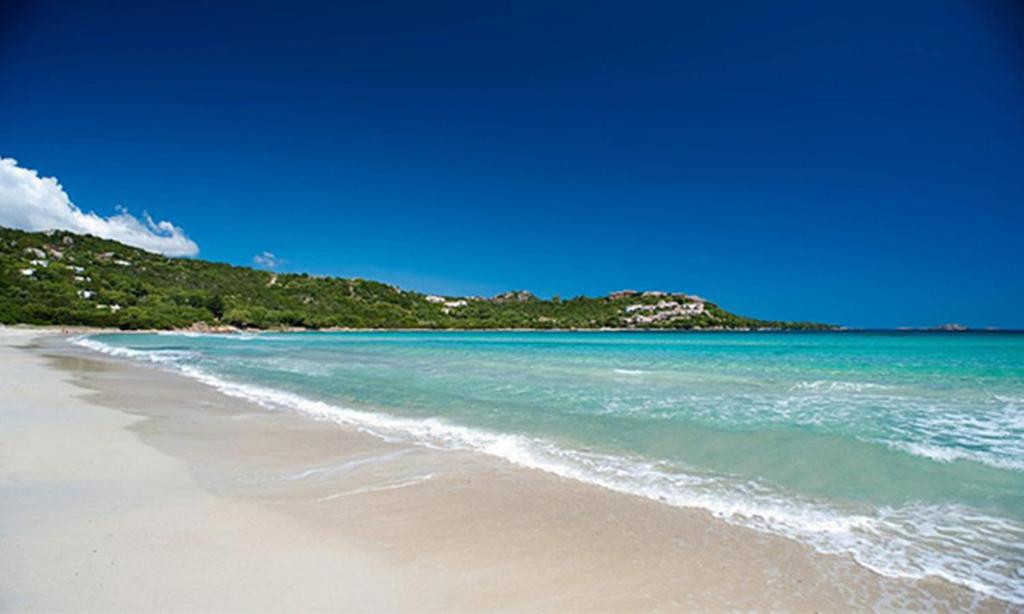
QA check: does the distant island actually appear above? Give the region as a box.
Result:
[0,227,832,331]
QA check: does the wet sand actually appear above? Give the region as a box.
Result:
[0,328,1009,611]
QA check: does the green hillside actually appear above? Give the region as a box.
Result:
[0,227,832,331]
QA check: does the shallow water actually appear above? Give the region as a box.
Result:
[77,331,1024,604]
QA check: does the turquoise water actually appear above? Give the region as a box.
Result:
[78,331,1024,603]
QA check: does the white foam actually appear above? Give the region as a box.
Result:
[994,394,1024,406]
[71,335,1024,605]
[72,336,199,364]
[791,380,893,393]
[775,382,1024,474]
[888,441,1024,472]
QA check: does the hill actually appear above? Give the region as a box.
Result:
[0,227,832,331]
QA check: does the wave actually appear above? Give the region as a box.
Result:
[72,336,200,363]
[597,388,1024,474]
[613,368,647,375]
[71,335,1024,605]
[790,380,893,393]
[781,383,1024,473]
[888,441,1024,472]
[994,394,1024,406]
[881,399,1024,473]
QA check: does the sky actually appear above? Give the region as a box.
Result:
[1,0,1022,328]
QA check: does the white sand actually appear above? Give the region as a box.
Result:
[0,329,417,612]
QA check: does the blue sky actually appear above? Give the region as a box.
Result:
[1,0,1022,328]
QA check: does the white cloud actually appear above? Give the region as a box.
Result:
[253,251,281,269]
[0,156,199,257]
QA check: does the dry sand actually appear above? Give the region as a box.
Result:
[0,328,1009,612]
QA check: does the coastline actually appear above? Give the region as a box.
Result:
[0,323,826,334]
[1,329,1011,611]
[5,324,1016,337]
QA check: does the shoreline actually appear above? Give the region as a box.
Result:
[2,323,832,334]
[5,324,1017,336]
[1,329,1012,611]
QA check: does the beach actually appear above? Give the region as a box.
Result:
[0,328,1014,612]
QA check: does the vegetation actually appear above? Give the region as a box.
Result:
[0,227,833,331]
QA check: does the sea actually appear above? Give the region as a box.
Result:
[74,330,1024,604]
